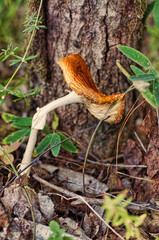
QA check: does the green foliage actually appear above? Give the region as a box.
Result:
[48,220,72,240]
[0,0,25,45]
[10,54,38,66]
[153,77,159,105]
[57,132,78,153]
[2,113,32,144]
[102,192,146,240]
[143,1,155,22]
[23,12,47,33]
[143,0,159,70]
[52,111,59,131]
[2,129,31,145]
[0,43,41,105]
[11,87,44,105]
[118,45,159,108]
[2,112,78,157]
[0,68,44,106]
[33,133,61,157]
[0,44,18,62]
[118,45,151,68]
[0,0,46,106]
[2,113,32,128]
[129,74,156,82]
[130,65,144,75]
[146,25,159,70]
[144,0,159,29]
[154,0,159,28]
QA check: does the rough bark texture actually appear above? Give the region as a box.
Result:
[26,0,146,159]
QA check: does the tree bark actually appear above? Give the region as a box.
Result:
[26,0,146,159]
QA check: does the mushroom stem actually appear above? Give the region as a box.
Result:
[20,91,82,175]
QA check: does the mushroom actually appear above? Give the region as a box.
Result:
[58,54,125,123]
[20,54,125,174]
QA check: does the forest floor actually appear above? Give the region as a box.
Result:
[0,80,159,240]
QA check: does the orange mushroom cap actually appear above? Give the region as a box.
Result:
[58,54,125,123]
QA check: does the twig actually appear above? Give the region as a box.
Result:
[33,174,159,212]
[83,158,147,169]
[134,131,147,153]
[117,171,152,182]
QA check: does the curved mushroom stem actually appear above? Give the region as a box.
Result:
[20,91,82,175]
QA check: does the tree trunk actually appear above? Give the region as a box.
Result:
[26,0,146,159]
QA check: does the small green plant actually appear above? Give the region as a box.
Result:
[0,43,37,66]
[0,0,46,105]
[102,192,146,240]
[1,112,78,159]
[0,81,43,106]
[23,11,47,33]
[118,45,159,109]
[48,220,73,240]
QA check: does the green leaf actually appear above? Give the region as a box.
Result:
[140,88,158,108]
[143,1,155,22]
[2,128,31,144]
[0,84,4,90]
[153,77,159,106]
[57,132,78,153]
[0,45,19,62]
[2,113,18,123]
[34,133,61,157]
[147,68,158,76]
[50,133,61,157]
[118,46,151,68]
[2,113,32,128]
[11,117,32,128]
[129,74,156,82]
[52,111,59,130]
[134,214,146,227]
[42,124,51,135]
[63,237,73,240]
[33,134,52,157]
[49,220,60,232]
[130,65,144,75]
[10,58,22,66]
[25,55,38,61]
[47,234,54,240]
[154,0,159,28]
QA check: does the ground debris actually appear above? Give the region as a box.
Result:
[40,163,109,195]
